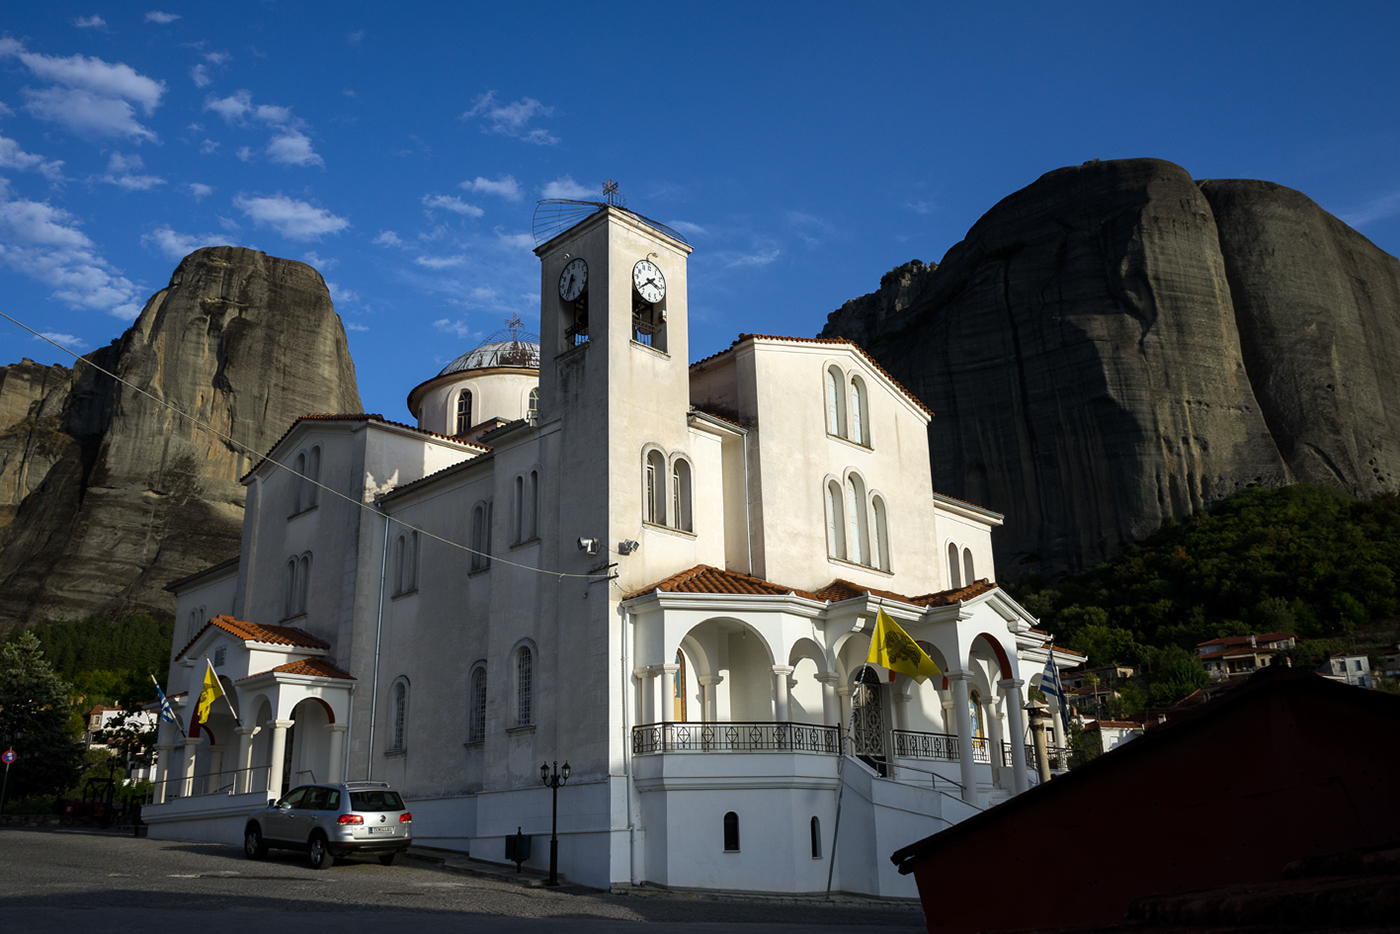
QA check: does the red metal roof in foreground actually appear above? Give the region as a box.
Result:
[174,615,330,661]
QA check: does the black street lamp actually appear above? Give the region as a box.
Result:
[540,759,570,886]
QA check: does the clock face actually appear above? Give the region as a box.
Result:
[633,259,666,304]
[559,257,588,302]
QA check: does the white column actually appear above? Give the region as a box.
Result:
[941,696,956,735]
[999,678,1030,794]
[265,719,294,794]
[1051,694,1069,752]
[771,665,794,722]
[326,723,348,784]
[891,692,911,731]
[633,667,653,724]
[697,675,723,722]
[816,672,840,726]
[948,672,978,805]
[180,736,201,797]
[986,695,1006,788]
[662,663,680,723]
[206,747,225,795]
[234,725,259,794]
[836,683,853,753]
[152,743,175,804]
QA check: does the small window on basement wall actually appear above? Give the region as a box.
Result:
[723,811,740,851]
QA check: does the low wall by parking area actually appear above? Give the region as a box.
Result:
[141,791,270,845]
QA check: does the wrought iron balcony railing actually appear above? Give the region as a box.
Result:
[891,730,993,763]
[632,721,840,755]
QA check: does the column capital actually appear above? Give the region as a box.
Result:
[325,723,349,733]
[181,735,202,747]
[770,665,795,676]
[891,693,913,705]
[632,666,655,680]
[997,677,1026,690]
[945,669,974,682]
[814,672,842,685]
[155,742,176,752]
[234,725,261,737]
[662,663,680,674]
[696,674,725,687]
[268,718,295,730]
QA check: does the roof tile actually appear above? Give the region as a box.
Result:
[239,657,355,681]
[174,615,330,661]
[240,413,489,483]
[623,565,820,601]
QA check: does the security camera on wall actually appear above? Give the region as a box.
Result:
[577,537,599,555]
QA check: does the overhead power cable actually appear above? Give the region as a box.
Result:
[1,309,610,581]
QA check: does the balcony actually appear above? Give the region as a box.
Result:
[632,721,841,755]
[891,729,1082,771]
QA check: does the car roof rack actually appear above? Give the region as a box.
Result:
[343,780,392,789]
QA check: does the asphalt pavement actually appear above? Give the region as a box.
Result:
[0,827,927,933]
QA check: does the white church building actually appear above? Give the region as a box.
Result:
[144,203,1081,897]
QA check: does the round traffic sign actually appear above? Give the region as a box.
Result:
[1,749,15,764]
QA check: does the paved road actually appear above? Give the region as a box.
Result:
[0,828,926,933]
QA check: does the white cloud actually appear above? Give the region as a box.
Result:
[345,322,369,332]
[190,64,211,87]
[74,15,106,29]
[461,175,521,201]
[199,138,219,154]
[301,250,336,270]
[0,133,66,181]
[141,225,224,260]
[255,103,294,125]
[541,175,598,200]
[372,230,405,248]
[205,90,252,123]
[145,11,181,23]
[433,318,473,339]
[1340,189,1400,228]
[415,254,466,269]
[785,210,836,247]
[667,220,708,238]
[0,41,165,142]
[348,30,365,46]
[326,281,357,303]
[0,194,142,319]
[235,146,252,161]
[422,194,483,217]
[234,194,348,241]
[187,182,213,200]
[266,129,322,167]
[725,248,782,268]
[101,151,165,190]
[495,230,535,250]
[462,91,558,145]
[36,331,88,350]
[204,51,230,65]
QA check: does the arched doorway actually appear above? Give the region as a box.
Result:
[851,667,887,776]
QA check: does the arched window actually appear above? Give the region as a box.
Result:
[810,816,822,858]
[307,445,321,507]
[723,811,740,851]
[644,449,666,525]
[284,558,299,618]
[846,474,869,566]
[825,366,847,438]
[292,453,306,514]
[394,532,418,594]
[394,535,406,594]
[872,495,890,572]
[850,376,870,446]
[188,609,199,641]
[391,680,408,751]
[516,646,534,726]
[671,458,693,532]
[963,548,975,585]
[948,543,962,589]
[470,501,491,571]
[528,470,539,540]
[297,554,311,615]
[826,480,846,559]
[456,391,472,436]
[512,475,524,543]
[527,388,539,419]
[469,666,487,742]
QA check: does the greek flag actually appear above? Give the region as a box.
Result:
[151,674,182,732]
[1041,649,1067,724]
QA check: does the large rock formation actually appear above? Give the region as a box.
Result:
[0,246,361,628]
[823,158,1400,579]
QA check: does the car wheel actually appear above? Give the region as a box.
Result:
[378,851,401,866]
[308,832,335,870]
[244,824,267,860]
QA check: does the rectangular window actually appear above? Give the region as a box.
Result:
[213,646,226,668]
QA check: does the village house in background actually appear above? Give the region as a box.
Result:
[138,202,1080,897]
[1195,632,1296,681]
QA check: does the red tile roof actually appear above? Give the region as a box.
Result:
[1195,632,1294,649]
[239,413,489,482]
[239,658,355,681]
[174,615,330,661]
[689,334,933,418]
[1085,720,1142,730]
[623,565,820,601]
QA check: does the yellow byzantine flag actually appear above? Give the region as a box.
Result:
[866,608,942,684]
[195,660,225,724]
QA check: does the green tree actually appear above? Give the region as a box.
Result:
[0,631,84,798]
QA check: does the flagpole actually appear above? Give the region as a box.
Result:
[151,673,186,738]
[203,656,242,725]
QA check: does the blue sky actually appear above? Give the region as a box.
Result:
[2,2,1398,422]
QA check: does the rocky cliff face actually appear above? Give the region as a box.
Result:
[822,158,1400,579]
[0,246,361,628]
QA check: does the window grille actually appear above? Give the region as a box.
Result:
[527,388,539,417]
[470,668,487,741]
[517,647,533,725]
[456,391,472,436]
[392,681,407,751]
[213,646,226,668]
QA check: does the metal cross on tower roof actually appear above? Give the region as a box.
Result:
[603,179,622,207]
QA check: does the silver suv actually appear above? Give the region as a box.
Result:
[244,781,412,869]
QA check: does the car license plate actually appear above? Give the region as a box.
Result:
[369,826,392,834]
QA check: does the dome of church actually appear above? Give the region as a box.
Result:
[438,319,540,376]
